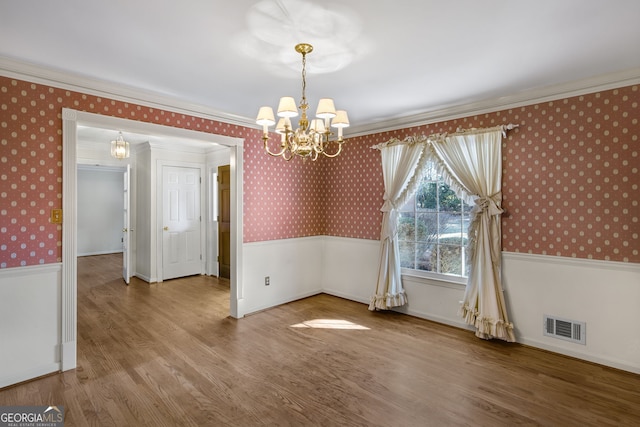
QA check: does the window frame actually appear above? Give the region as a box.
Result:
[398,162,470,286]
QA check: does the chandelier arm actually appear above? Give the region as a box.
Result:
[320,142,344,158]
[263,137,288,157]
[312,138,322,153]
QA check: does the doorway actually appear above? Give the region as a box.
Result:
[62,108,245,372]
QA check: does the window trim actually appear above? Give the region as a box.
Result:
[401,267,467,286]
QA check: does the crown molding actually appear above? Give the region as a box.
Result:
[347,67,640,137]
[2,56,639,138]
[0,55,256,129]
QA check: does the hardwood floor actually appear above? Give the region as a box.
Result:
[1,253,639,426]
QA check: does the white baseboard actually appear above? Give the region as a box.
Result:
[244,290,323,316]
[0,363,60,389]
[134,273,154,283]
[322,289,369,305]
[518,337,640,375]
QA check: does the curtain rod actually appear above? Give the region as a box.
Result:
[371,124,520,150]
[451,123,519,137]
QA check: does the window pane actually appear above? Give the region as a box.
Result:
[423,164,439,181]
[416,212,438,241]
[397,161,469,279]
[398,212,415,241]
[416,182,437,211]
[463,199,474,213]
[439,184,462,212]
[439,213,463,245]
[439,244,463,275]
[399,241,416,269]
[462,213,471,244]
[399,193,416,212]
[416,241,436,272]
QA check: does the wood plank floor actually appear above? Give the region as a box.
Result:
[1,253,639,426]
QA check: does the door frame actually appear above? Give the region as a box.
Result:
[61,108,245,371]
[123,163,131,284]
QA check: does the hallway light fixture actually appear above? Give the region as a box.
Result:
[256,43,350,161]
[110,132,130,159]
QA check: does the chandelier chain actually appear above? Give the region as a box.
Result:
[301,52,307,107]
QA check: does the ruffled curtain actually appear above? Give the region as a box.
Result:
[369,136,430,310]
[430,126,515,341]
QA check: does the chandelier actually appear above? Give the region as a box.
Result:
[110,132,130,159]
[256,43,350,161]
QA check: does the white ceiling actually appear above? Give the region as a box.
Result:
[1,0,640,136]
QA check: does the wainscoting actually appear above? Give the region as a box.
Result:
[319,236,640,374]
[502,251,640,373]
[2,236,638,389]
[239,235,640,373]
[0,263,62,388]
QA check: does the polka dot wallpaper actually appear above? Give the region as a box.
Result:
[242,145,326,242]
[0,76,324,267]
[0,76,638,267]
[329,85,639,263]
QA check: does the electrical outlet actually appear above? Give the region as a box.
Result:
[265,276,270,286]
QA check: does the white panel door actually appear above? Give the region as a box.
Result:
[162,166,202,280]
[122,164,131,284]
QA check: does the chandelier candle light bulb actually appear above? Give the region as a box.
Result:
[256,43,349,161]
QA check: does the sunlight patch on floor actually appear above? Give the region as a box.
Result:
[290,319,370,330]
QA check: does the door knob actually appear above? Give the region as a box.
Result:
[163,226,169,231]
[123,228,128,232]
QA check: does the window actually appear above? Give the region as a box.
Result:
[398,162,471,279]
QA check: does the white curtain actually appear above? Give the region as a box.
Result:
[369,136,430,311]
[430,126,515,341]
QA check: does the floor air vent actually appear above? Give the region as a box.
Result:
[543,315,586,345]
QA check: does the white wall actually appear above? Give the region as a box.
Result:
[502,252,640,373]
[0,264,62,388]
[135,145,153,281]
[241,237,324,314]
[77,167,124,256]
[320,236,640,374]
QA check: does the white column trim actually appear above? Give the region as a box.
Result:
[61,109,78,371]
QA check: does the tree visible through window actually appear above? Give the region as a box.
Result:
[398,162,471,278]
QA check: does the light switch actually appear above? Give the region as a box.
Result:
[51,209,62,224]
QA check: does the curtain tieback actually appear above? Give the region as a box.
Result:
[381,199,397,212]
[473,194,503,216]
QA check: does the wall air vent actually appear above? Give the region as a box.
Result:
[543,315,586,345]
